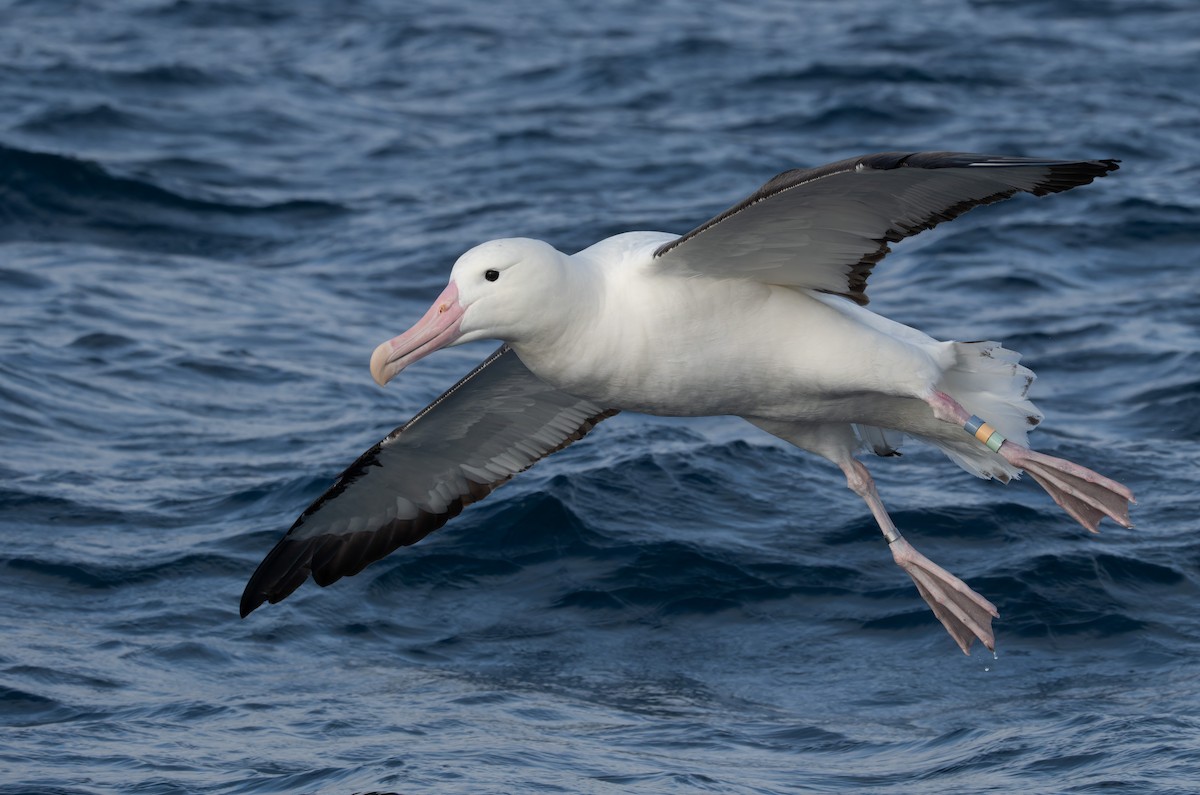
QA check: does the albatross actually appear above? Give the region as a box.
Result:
[241,151,1133,654]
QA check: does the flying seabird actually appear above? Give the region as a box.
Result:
[240,151,1132,654]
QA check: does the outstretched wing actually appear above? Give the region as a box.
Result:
[240,345,616,616]
[653,151,1119,305]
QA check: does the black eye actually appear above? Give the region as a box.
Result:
[484,269,499,282]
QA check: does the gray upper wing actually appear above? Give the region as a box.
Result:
[240,345,616,616]
[653,152,1119,305]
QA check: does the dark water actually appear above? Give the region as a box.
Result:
[2,1,1198,792]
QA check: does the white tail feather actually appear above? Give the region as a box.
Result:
[929,341,1043,481]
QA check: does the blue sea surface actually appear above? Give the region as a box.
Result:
[2,1,1199,792]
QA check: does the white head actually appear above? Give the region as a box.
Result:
[370,238,572,385]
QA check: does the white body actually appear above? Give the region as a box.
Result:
[514,232,948,419]
[451,233,1035,482]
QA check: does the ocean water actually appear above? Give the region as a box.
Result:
[2,0,1199,792]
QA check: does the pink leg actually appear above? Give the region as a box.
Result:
[926,390,1135,532]
[839,458,999,655]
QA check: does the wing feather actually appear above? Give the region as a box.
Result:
[240,345,616,616]
[654,151,1119,304]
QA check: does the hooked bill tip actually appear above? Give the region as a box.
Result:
[369,340,394,386]
[367,279,464,387]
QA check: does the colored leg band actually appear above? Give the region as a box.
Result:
[964,414,1007,453]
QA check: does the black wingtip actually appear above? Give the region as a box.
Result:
[237,505,478,618]
[239,597,258,619]
[1028,157,1120,196]
[239,535,319,618]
